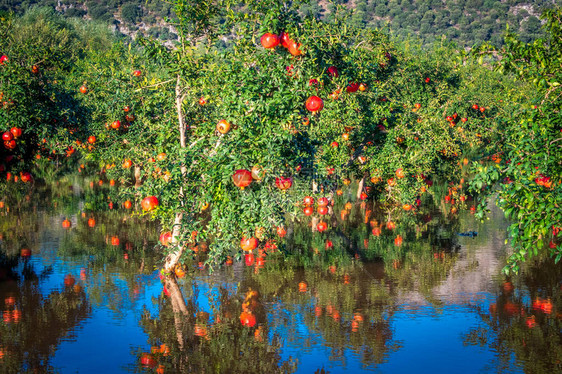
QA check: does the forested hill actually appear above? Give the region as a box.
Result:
[1,0,560,46]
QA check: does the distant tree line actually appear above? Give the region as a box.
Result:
[302,0,558,46]
[0,0,559,46]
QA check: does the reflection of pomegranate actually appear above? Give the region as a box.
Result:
[256,256,265,267]
[502,282,514,293]
[315,306,322,316]
[12,309,21,323]
[64,274,75,287]
[194,323,207,337]
[240,311,257,327]
[532,298,553,314]
[20,248,31,257]
[244,253,255,267]
[140,353,157,368]
[503,301,519,316]
[526,316,537,328]
[4,297,15,306]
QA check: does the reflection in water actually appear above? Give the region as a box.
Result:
[462,257,562,374]
[0,181,560,373]
[138,278,297,373]
[0,243,91,372]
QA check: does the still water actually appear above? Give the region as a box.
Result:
[0,185,560,373]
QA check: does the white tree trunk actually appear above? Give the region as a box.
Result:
[356,176,365,200]
[163,75,188,272]
[134,166,142,188]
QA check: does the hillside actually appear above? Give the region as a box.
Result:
[0,0,560,46]
[317,0,559,45]
[308,0,562,46]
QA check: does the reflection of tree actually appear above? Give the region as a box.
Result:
[462,257,562,374]
[245,264,401,370]
[56,211,160,315]
[0,251,91,372]
[221,198,467,370]
[1,171,493,372]
[0,178,83,219]
[137,276,297,373]
[131,195,467,371]
[0,180,161,372]
[268,198,462,302]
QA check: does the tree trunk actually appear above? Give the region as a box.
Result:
[356,176,365,200]
[134,166,142,188]
[164,212,184,273]
[163,75,189,273]
[311,216,318,232]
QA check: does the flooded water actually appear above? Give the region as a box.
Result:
[0,182,560,373]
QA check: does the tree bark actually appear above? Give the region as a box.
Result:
[356,176,365,200]
[312,180,318,193]
[134,166,142,188]
[163,75,189,273]
[311,216,318,232]
[164,212,185,273]
[176,74,187,149]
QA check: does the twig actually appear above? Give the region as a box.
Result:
[136,78,175,91]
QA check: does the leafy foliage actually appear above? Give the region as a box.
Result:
[60,1,510,269]
[1,3,560,274]
[469,8,562,273]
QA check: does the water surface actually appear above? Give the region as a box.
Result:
[0,189,560,373]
